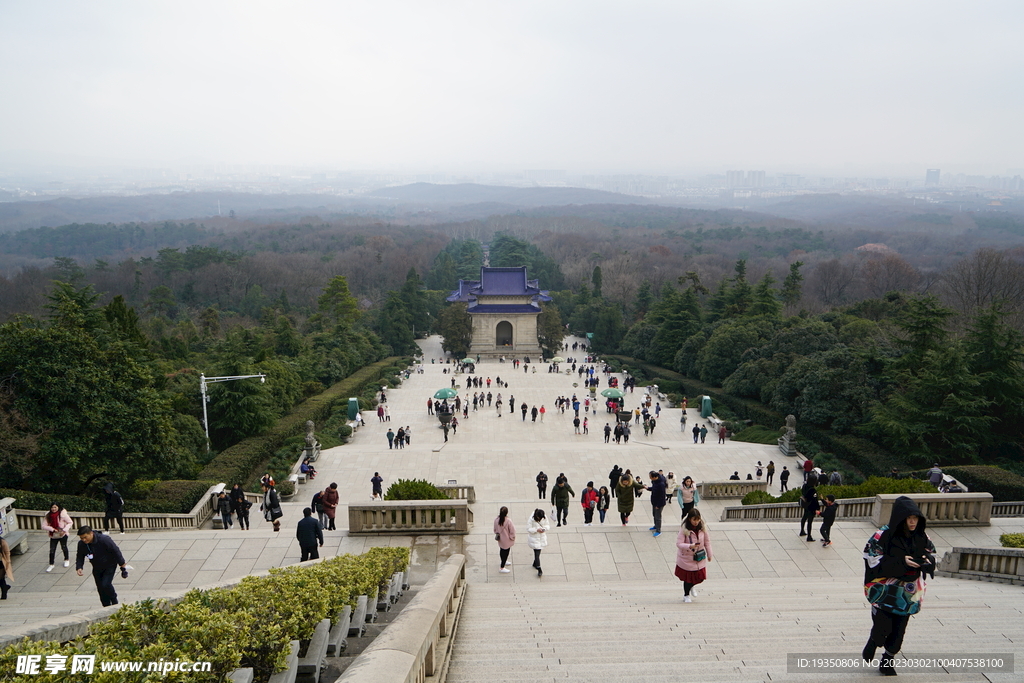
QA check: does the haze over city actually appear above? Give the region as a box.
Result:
[2,1,1023,185]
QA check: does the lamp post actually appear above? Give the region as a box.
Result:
[199,372,267,450]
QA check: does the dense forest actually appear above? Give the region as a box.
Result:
[1,197,1022,498]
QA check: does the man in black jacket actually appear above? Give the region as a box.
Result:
[102,482,125,534]
[75,526,127,606]
[799,482,820,541]
[296,508,324,562]
[647,471,667,536]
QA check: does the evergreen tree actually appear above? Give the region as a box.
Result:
[780,261,804,308]
[591,265,603,299]
[749,272,782,318]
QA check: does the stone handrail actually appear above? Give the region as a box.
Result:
[348,501,474,535]
[937,547,1024,585]
[436,485,476,504]
[14,485,263,533]
[873,493,992,527]
[698,481,768,499]
[992,501,1024,517]
[720,497,875,522]
[338,555,466,683]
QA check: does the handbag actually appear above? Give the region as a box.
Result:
[691,532,707,562]
[495,533,501,541]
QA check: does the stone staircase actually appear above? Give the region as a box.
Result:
[447,576,1023,683]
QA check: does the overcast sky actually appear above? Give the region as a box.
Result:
[1,1,1021,175]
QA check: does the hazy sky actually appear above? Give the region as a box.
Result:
[1,1,1021,175]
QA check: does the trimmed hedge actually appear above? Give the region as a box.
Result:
[1001,533,1024,548]
[731,425,781,445]
[741,476,937,505]
[0,547,410,683]
[384,478,450,501]
[3,481,220,515]
[938,466,1024,503]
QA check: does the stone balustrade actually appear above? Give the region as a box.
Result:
[436,484,476,504]
[872,493,992,527]
[720,497,875,522]
[338,555,466,683]
[992,501,1024,517]
[937,547,1024,586]
[348,501,473,535]
[698,481,768,499]
[14,484,261,534]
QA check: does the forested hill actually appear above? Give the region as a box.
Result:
[364,182,651,207]
[0,192,363,233]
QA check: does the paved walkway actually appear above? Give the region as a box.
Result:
[3,335,1023,634]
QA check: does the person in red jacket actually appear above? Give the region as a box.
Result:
[803,457,814,483]
[581,481,599,526]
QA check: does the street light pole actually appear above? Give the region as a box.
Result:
[199,372,267,451]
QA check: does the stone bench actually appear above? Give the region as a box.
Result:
[3,529,28,555]
[296,618,330,683]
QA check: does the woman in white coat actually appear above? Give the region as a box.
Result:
[527,508,550,576]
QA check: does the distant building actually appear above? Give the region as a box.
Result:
[925,169,941,185]
[447,266,551,357]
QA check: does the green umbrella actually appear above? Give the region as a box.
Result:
[434,388,458,399]
[461,358,475,364]
[552,356,565,363]
[601,388,625,399]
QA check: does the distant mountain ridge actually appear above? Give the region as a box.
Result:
[365,182,650,207]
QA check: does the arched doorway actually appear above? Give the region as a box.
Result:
[495,321,513,347]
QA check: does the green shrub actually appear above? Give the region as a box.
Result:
[1001,533,1024,548]
[938,466,1024,502]
[384,478,450,501]
[731,425,780,445]
[740,490,777,505]
[144,480,218,513]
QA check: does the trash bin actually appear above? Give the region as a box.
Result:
[347,397,360,420]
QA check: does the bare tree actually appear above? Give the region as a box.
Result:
[861,254,921,298]
[939,248,1024,326]
[809,258,858,306]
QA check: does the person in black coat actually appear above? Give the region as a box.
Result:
[798,482,820,541]
[102,482,125,534]
[819,494,838,546]
[646,471,667,536]
[608,465,621,498]
[75,526,127,606]
[861,496,936,674]
[296,508,324,562]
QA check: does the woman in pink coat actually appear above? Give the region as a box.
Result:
[42,502,74,572]
[493,506,516,573]
[675,507,713,602]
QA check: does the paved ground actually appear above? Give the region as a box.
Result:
[3,334,1023,633]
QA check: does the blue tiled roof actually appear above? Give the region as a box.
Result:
[468,304,541,314]
[473,267,535,296]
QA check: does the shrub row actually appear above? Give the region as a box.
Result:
[0,546,410,683]
[606,355,908,479]
[199,357,404,497]
[1,483,218,515]
[740,476,937,505]
[934,466,1024,503]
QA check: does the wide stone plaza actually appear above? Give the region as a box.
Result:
[3,334,1023,681]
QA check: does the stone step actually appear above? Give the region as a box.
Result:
[446,577,1023,683]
